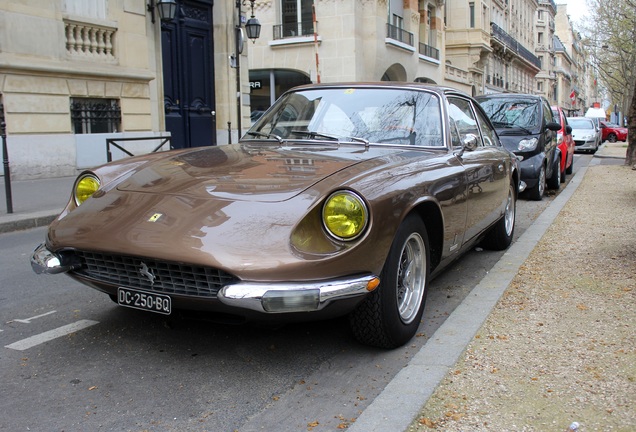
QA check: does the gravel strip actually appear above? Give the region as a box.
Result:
[408,164,636,432]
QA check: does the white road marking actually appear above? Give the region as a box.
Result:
[4,320,99,351]
[13,310,57,324]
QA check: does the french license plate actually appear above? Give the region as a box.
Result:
[117,287,171,315]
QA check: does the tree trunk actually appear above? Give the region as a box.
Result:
[627,81,636,167]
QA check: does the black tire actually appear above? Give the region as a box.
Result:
[566,157,573,175]
[349,215,429,349]
[527,164,545,201]
[547,157,560,190]
[608,133,617,143]
[481,182,516,251]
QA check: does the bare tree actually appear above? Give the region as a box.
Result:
[628,81,636,167]
[582,0,636,165]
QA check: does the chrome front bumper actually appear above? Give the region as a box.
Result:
[31,243,379,314]
[31,243,81,274]
[217,276,379,313]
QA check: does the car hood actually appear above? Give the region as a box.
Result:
[114,143,379,203]
[570,128,596,138]
[47,142,429,278]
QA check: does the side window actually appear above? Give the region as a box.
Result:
[474,106,499,147]
[448,97,480,146]
[542,101,554,125]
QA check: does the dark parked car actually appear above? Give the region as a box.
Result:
[477,94,562,200]
[32,83,519,349]
[600,120,628,142]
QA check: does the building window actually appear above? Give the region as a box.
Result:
[428,5,436,47]
[281,0,313,37]
[71,98,121,134]
[538,32,544,45]
[538,81,543,92]
[469,2,475,28]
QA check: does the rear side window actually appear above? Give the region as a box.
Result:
[448,97,480,146]
[474,106,499,147]
[542,100,554,125]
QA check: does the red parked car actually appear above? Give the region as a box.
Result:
[551,106,575,182]
[600,121,628,142]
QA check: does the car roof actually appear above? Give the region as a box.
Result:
[476,93,543,100]
[290,81,471,98]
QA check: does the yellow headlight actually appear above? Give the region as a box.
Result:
[322,191,368,241]
[74,174,101,206]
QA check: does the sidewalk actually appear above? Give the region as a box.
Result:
[0,175,75,233]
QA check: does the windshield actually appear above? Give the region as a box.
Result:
[479,98,540,129]
[568,118,595,129]
[245,87,444,147]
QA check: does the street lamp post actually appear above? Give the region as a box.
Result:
[235,1,261,140]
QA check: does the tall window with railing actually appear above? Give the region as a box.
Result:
[71,98,121,134]
[279,0,314,38]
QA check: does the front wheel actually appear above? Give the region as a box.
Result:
[608,133,617,143]
[349,215,429,349]
[527,164,546,201]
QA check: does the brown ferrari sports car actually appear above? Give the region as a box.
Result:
[32,83,519,348]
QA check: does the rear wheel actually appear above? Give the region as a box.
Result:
[481,182,516,250]
[608,133,617,143]
[547,157,561,190]
[349,215,429,349]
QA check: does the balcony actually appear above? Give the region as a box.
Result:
[419,43,440,61]
[386,23,414,47]
[490,23,541,70]
[64,18,116,61]
[539,0,558,13]
[273,21,314,40]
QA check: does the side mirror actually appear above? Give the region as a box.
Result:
[566,125,572,135]
[462,134,479,151]
[455,133,479,157]
[546,121,561,132]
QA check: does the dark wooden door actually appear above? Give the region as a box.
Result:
[162,0,215,149]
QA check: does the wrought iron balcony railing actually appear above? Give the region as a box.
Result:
[273,22,315,40]
[490,23,541,69]
[419,43,440,60]
[386,23,414,47]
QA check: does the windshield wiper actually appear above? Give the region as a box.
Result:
[291,130,370,147]
[244,131,283,143]
[291,130,342,141]
[492,121,533,135]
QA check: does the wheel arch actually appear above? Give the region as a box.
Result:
[409,201,443,271]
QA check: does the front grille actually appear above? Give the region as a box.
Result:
[70,251,237,298]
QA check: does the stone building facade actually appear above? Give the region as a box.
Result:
[0,0,589,180]
[0,0,238,180]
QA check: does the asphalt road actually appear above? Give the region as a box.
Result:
[0,154,591,432]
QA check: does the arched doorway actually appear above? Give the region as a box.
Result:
[161,0,216,149]
[381,64,407,81]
